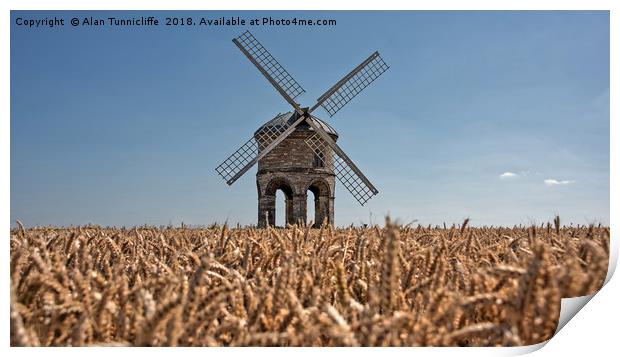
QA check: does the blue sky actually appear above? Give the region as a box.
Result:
[10,10,609,227]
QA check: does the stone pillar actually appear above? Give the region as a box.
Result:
[258,194,275,227]
[310,196,320,228]
[327,196,335,226]
[285,196,294,226]
[313,195,333,227]
[292,193,307,226]
[312,196,323,228]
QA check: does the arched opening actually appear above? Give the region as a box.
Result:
[264,178,294,228]
[275,189,289,227]
[308,180,330,228]
[306,190,316,227]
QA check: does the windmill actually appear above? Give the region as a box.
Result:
[215,31,389,227]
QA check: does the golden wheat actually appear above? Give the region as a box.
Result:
[9,217,609,346]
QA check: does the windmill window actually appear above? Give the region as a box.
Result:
[313,151,325,168]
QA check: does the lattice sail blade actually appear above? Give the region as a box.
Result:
[215,113,303,185]
[233,31,305,112]
[305,132,378,206]
[310,52,389,117]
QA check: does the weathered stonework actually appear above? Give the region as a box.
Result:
[256,113,337,228]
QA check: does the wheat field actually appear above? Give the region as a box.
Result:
[10,217,609,347]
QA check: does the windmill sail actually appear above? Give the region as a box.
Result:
[233,31,305,114]
[305,119,379,206]
[215,113,305,185]
[309,52,389,117]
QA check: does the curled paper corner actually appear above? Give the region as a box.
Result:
[500,296,596,355]
[509,232,617,355]
[555,295,595,334]
[535,231,618,353]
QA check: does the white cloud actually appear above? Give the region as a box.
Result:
[544,179,575,186]
[500,172,518,179]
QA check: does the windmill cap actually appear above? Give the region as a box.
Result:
[254,112,339,138]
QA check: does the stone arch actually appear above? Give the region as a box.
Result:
[307,179,332,228]
[259,177,295,227]
[264,177,295,197]
[308,178,331,197]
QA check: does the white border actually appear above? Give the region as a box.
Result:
[3,1,617,356]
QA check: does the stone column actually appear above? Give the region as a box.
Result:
[314,196,329,228]
[285,196,294,226]
[314,195,333,227]
[327,196,335,226]
[258,194,275,227]
[292,193,308,226]
[312,196,323,228]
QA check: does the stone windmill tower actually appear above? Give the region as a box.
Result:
[216,31,389,227]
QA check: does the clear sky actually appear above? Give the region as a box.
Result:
[10,10,609,227]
